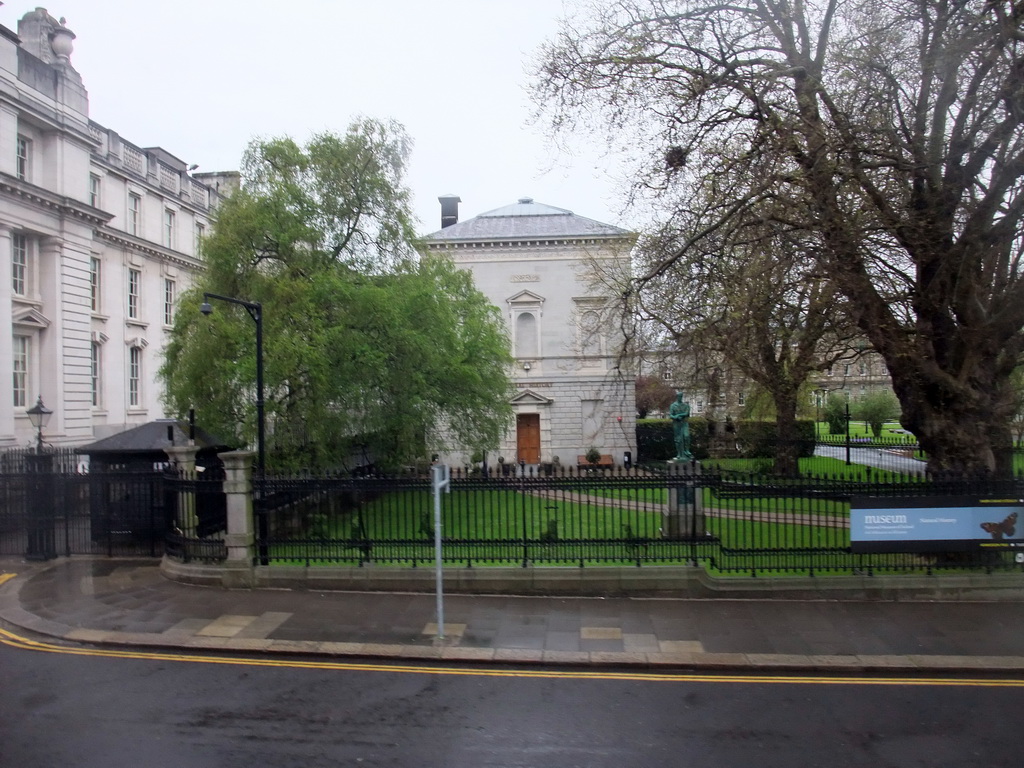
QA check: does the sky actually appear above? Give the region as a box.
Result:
[2,0,638,235]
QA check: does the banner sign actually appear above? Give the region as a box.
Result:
[850,495,1024,553]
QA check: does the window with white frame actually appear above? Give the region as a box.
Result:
[91,342,101,407]
[89,257,101,312]
[163,209,175,248]
[13,335,29,408]
[163,278,175,325]
[127,268,141,320]
[128,346,142,407]
[194,221,205,255]
[89,174,101,207]
[12,233,29,296]
[738,392,746,406]
[16,135,30,181]
[127,193,141,236]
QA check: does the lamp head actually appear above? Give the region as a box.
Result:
[200,302,213,316]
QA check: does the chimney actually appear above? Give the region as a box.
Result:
[438,194,461,228]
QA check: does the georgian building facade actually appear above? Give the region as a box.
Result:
[425,196,637,466]
[1,8,230,448]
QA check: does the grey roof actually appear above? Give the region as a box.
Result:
[79,420,233,455]
[424,197,633,242]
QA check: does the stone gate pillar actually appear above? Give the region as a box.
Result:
[221,450,255,587]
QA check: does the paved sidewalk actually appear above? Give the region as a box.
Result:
[2,556,1024,673]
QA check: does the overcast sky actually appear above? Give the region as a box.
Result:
[3,0,637,234]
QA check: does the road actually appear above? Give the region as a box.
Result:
[814,444,927,475]
[1,631,1022,767]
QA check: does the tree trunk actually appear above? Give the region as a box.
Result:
[771,389,800,476]
[890,367,1014,477]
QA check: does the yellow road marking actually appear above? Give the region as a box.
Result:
[1,627,1022,687]
[0,573,16,587]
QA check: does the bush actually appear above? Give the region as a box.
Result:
[635,418,710,462]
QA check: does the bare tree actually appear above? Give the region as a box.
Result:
[634,197,857,472]
[535,0,1024,474]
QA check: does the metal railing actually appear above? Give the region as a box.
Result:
[249,465,1024,575]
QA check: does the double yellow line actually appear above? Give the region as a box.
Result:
[1,626,1023,686]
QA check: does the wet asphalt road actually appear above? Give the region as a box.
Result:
[1,642,1021,768]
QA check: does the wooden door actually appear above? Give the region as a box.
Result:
[516,414,541,464]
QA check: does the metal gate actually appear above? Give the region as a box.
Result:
[0,464,170,559]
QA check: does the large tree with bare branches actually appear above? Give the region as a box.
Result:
[535,0,1024,474]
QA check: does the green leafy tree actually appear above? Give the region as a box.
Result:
[161,122,513,469]
[852,390,901,439]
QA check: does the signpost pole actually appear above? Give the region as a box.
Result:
[431,464,451,640]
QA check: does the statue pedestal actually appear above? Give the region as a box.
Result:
[665,459,705,539]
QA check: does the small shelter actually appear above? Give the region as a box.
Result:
[78,419,234,472]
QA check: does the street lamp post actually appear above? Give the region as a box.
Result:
[26,396,53,454]
[200,293,265,479]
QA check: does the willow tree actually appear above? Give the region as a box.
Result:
[161,121,513,469]
[536,0,1024,474]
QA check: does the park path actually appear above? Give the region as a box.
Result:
[525,489,851,529]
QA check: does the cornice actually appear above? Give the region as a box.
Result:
[424,233,635,251]
[0,173,112,226]
[95,227,203,272]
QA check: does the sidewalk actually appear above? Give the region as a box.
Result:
[3,556,1024,674]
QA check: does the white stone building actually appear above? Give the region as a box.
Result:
[1,8,230,449]
[424,196,637,467]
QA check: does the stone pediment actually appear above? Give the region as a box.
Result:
[511,389,553,406]
[507,289,545,306]
[12,306,51,329]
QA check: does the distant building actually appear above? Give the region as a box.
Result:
[1,8,233,449]
[424,196,637,466]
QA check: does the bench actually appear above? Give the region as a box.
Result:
[577,454,615,468]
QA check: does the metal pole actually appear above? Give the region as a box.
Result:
[845,399,852,465]
[431,464,450,640]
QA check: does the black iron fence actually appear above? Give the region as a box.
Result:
[163,467,227,563]
[0,465,170,558]
[6,443,1023,577]
[252,465,1024,575]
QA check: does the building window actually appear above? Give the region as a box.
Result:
[163,279,175,325]
[91,342,101,407]
[89,174,101,207]
[127,268,141,320]
[164,209,175,248]
[13,336,29,408]
[12,233,28,296]
[843,364,851,376]
[128,346,142,407]
[859,362,867,376]
[89,257,101,312]
[127,193,141,236]
[194,221,205,255]
[16,135,30,181]
[738,392,746,406]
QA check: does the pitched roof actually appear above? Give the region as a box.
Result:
[424,197,632,242]
[79,420,233,455]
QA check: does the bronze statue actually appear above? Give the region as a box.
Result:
[669,392,692,460]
